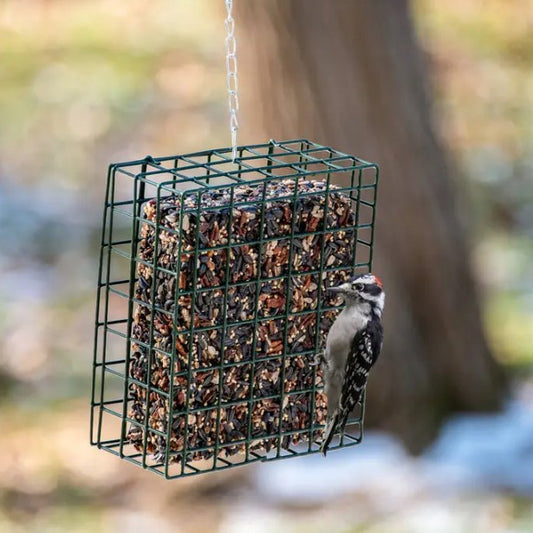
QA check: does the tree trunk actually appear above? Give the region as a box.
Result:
[236,0,505,452]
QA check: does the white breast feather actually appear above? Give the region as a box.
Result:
[326,306,369,370]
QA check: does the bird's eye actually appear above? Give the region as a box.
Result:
[353,283,364,291]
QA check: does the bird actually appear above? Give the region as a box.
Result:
[319,273,385,456]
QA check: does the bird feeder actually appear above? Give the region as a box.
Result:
[90,138,379,479]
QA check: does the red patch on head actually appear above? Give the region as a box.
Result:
[374,275,383,288]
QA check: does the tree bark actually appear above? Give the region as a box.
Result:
[236,0,505,452]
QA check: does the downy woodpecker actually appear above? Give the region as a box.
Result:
[320,273,385,456]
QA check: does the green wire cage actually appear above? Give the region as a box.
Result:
[90,138,379,479]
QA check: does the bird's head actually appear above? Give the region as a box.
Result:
[327,273,385,316]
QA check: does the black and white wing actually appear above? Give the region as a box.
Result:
[336,318,384,431]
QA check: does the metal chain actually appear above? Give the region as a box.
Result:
[224,0,239,161]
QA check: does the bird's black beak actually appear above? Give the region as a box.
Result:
[326,287,345,294]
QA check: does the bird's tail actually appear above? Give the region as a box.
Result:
[319,413,339,456]
[320,408,353,456]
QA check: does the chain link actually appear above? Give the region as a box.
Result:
[224,0,239,161]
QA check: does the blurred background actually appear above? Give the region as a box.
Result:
[0,1,532,532]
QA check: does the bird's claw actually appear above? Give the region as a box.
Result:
[309,352,325,367]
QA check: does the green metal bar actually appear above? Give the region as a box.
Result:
[164,181,185,478]
[98,279,131,288]
[275,143,369,170]
[90,163,114,445]
[99,318,128,327]
[153,162,376,194]
[336,164,363,450]
[97,423,362,480]
[107,262,371,321]
[109,139,373,171]
[367,166,379,268]
[154,422,352,457]
[205,151,212,186]
[109,182,376,223]
[114,217,372,254]
[276,175,301,458]
[140,165,161,469]
[246,180,268,461]
[179,155,246,184]
[103,334,324,387]
[212,186,236,468]
[118,162,146,459]
[309,155,332,450]
[354,165,379,441]
[95,165,118,447]
[181,189,204,475]
[94,358,126,368]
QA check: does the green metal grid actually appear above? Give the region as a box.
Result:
[90,138,379,479]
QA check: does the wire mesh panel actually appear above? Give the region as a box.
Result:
[90,139,379,479]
